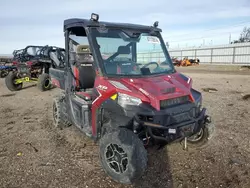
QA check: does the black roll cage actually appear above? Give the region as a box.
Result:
[63,19,175,77]
[12,45,65,68]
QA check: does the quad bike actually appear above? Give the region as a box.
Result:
[179,57,200,67]
[5,45,65,92]
[50,13,214,184]
[0,58,14,78]
[171,57,182,66]
[0,56,12,64]
[180,57,191,66]
[0,63,17,78]
[190,58,200,65]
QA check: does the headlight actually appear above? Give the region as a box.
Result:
[117,93,142,106]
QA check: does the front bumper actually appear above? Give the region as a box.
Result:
[134,106,212,143]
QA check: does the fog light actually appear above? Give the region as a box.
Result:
[91,13,99,21]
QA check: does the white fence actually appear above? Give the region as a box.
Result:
[137,42,250,65]
[168,42,250,65]
[3,43,248,65]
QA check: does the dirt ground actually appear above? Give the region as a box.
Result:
[0,66,250,188]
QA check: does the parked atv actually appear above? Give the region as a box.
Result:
[5,45,65,92]
[171,57,182,66]
[179,57,200,67]
[50,13,214,184]
[0,63,17,78]
[190,58,200,65]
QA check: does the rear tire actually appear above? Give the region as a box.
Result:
[37,73,51,91]
[53,93,71,129]
[99,128,147,184]
[5,72,23,91]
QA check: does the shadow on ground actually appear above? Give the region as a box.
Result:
[0,93,16,97]
[22,84,37,90]
[134,147,173,188]
[22,84,57,91]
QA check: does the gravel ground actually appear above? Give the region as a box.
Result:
[0,67,250,188]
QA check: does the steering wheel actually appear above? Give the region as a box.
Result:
[142,62,159,69]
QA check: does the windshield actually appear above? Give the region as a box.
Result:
[91,28,174,77]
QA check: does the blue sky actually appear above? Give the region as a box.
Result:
[0,0,250,54]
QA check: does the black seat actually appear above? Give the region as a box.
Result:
[78,62,95,90]
[118,62,136,74]
[73,45,95,100]
[104,62,118,74]
[75,45,93,63]
[75,63,95,101]
[104,45,133,74]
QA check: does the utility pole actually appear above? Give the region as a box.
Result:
[229,33,231,44]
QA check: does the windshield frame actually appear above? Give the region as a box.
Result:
[87,27,176,78]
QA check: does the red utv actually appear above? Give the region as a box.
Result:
[50,13,214,184]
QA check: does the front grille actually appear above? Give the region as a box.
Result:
[160,96,190,109]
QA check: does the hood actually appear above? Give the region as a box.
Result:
[117,72,192,110]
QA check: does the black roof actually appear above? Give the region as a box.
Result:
[63,18,162,32]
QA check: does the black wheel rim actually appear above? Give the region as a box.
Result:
[188,128,204,142]
[105,143,128,174]
[44,79,50,88]
[53,102,58,123]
